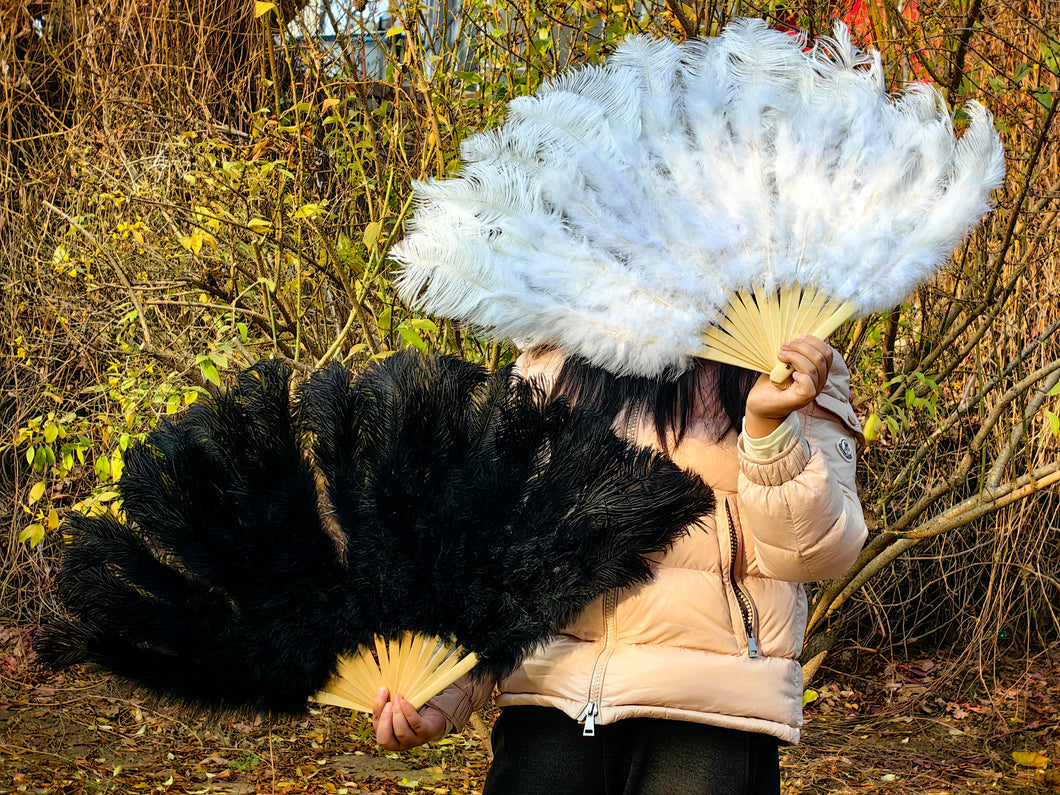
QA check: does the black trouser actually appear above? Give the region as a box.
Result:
[483,706,781,795]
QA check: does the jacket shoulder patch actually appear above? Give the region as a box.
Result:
[836,438,855,462]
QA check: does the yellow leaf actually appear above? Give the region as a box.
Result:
[28,481,47,505]
[292,202,327,220]
[197,208,220,233]
[1012,750,1050,769]
[363,220,383,249]
[863,412,880,443]
[47,508,60,531]
[255,1,276,17]
[321,97,340,113]
[248,218,272,235]
[178,230,204,254]
[802,689,819,707]
[111,451,124,481]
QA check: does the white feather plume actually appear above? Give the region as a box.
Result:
[392,17,1006,377]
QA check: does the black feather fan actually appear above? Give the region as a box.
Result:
[36,361,353,712]
[39,351,714,713]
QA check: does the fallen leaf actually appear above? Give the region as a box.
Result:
[1012,750,1049,769]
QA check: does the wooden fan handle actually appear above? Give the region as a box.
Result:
[769,361,795,387]
[769,302,858,387]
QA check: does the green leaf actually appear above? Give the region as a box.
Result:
[377,307,393,333]
[18,524,46,547]
[1045,409,1060,437]
[397,325,429,353]
[198,358,222,388]
[1048,381,1060,397]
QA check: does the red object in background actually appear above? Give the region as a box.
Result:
[841,0,920,43]
[773,0,927,83]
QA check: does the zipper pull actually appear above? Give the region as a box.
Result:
[577,701,598,737]
[747,633,759,659]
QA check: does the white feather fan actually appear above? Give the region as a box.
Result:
[391,18,1006,381]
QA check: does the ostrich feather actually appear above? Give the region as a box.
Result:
[40,353,712,712]
[300,350,714,678]
[392,17,1005,377]
[36,361,354,712]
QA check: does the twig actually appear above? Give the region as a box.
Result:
[42,200,152,348]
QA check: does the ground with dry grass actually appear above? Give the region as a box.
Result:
[3,3,1060,793]
[2,630,1058,794]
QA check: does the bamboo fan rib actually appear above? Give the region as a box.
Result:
[311,634,479,712]
[699,284,857,385]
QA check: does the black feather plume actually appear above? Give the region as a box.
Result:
[37,361,353,712]
[40,351,714,711]
[300,350,715,679]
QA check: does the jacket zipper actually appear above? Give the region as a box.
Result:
[725,499,760,658]
[577,404,644,737]
[578,588,618,736]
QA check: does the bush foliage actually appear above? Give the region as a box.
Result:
[2,0,1059,674]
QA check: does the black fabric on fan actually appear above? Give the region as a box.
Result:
[38,351,714,710]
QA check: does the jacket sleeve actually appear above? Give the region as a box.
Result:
[736,353,868,583]
[425,675,496,734]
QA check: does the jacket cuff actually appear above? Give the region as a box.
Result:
[741,413,800,458]
[737,433,811,486]
[425,678,479,734]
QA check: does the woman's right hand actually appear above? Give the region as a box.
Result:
[372,687,447,751]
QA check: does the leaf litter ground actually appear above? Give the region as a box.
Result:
[2,629,1058,794]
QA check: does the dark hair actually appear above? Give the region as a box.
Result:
[547,355,757,449]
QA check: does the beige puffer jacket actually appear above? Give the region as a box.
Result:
[430,349,867,744]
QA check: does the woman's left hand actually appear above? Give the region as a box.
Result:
[744,335,833,438]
